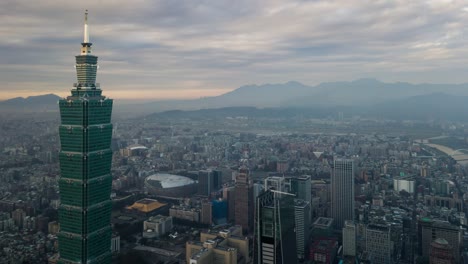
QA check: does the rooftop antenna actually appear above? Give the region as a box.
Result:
[84,9,89,43]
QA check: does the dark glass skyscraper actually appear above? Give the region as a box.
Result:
[58,11,113,263]
[331,158,354,230]
[235,167,254,234]
[254,190,297,264]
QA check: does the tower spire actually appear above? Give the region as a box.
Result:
[84,9,89,43]
[80,10,92,54]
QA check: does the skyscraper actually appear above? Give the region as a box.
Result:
[198,169,223,197]
[342,220,356,257]
[58,11,113,263]
[212,169,223,190]
[201,200,212,225]
[198,170,213,196]
[294,199,310,260]
[290,175,311,204]
[235,168,253,233]
[254,190,297,264]
[222,186,236,222]
[331,158,354,230]
[290,175,312,219]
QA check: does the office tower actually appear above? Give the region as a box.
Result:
[201,200,213,225]
[418,218,461,263]
[252,183,264,221]
[342,220,356,257]
[290,175,312,218]
[198,170,213,196]
[212,169,223,190]
[290,175,311,204]
[356,222,367,253]
[58,11,113,263]
[429,238,455,264]
[366,224,393,264]
[401,217,415,263]
[198,169,223,197]
[264,176,287,192]
[223,186,236,222]
[331,158,354,229]
[235,169,253,233]
[294,199,310,260]
[254,190,297,264]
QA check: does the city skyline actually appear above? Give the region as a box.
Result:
[2,0,468,100]
[1,3,468,261]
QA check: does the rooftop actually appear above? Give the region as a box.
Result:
[127,144,148,150]
[146,173,195,188]
[311,239,338,252]
[146,215,172,223]
[126,199,167,213]
[313,217,334,228]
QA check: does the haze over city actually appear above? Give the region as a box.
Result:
[2,0,468,100]
[4,1,468,264]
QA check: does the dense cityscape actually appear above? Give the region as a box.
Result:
[2,98,468,263]
[3,3,468,264]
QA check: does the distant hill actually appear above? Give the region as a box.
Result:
[132,79,468,114]
[148,92,468,121]
[0,94,61,112]
[4,79,468,120]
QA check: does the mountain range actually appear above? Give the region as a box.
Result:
[119,78,468,113]
[2,79,468,120]
[0,94,61,113]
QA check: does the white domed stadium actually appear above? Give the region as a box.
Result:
[144,173,197,197]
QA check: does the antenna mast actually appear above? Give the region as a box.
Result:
[84,10,89,43]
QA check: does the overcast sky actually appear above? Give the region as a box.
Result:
[1,0,468,100]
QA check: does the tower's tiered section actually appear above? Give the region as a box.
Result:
[58,11,113,264]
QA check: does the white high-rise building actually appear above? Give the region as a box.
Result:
[343,220,356,257]
[294,199,311,260]
[393,177,415,193]
[331,159,354,229]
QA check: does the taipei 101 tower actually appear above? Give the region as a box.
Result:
[58,11,113,263]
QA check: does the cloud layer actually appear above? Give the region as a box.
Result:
[1,0,468,100]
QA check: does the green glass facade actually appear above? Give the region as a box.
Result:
[58,18,113,264]
[254,191,297,264]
